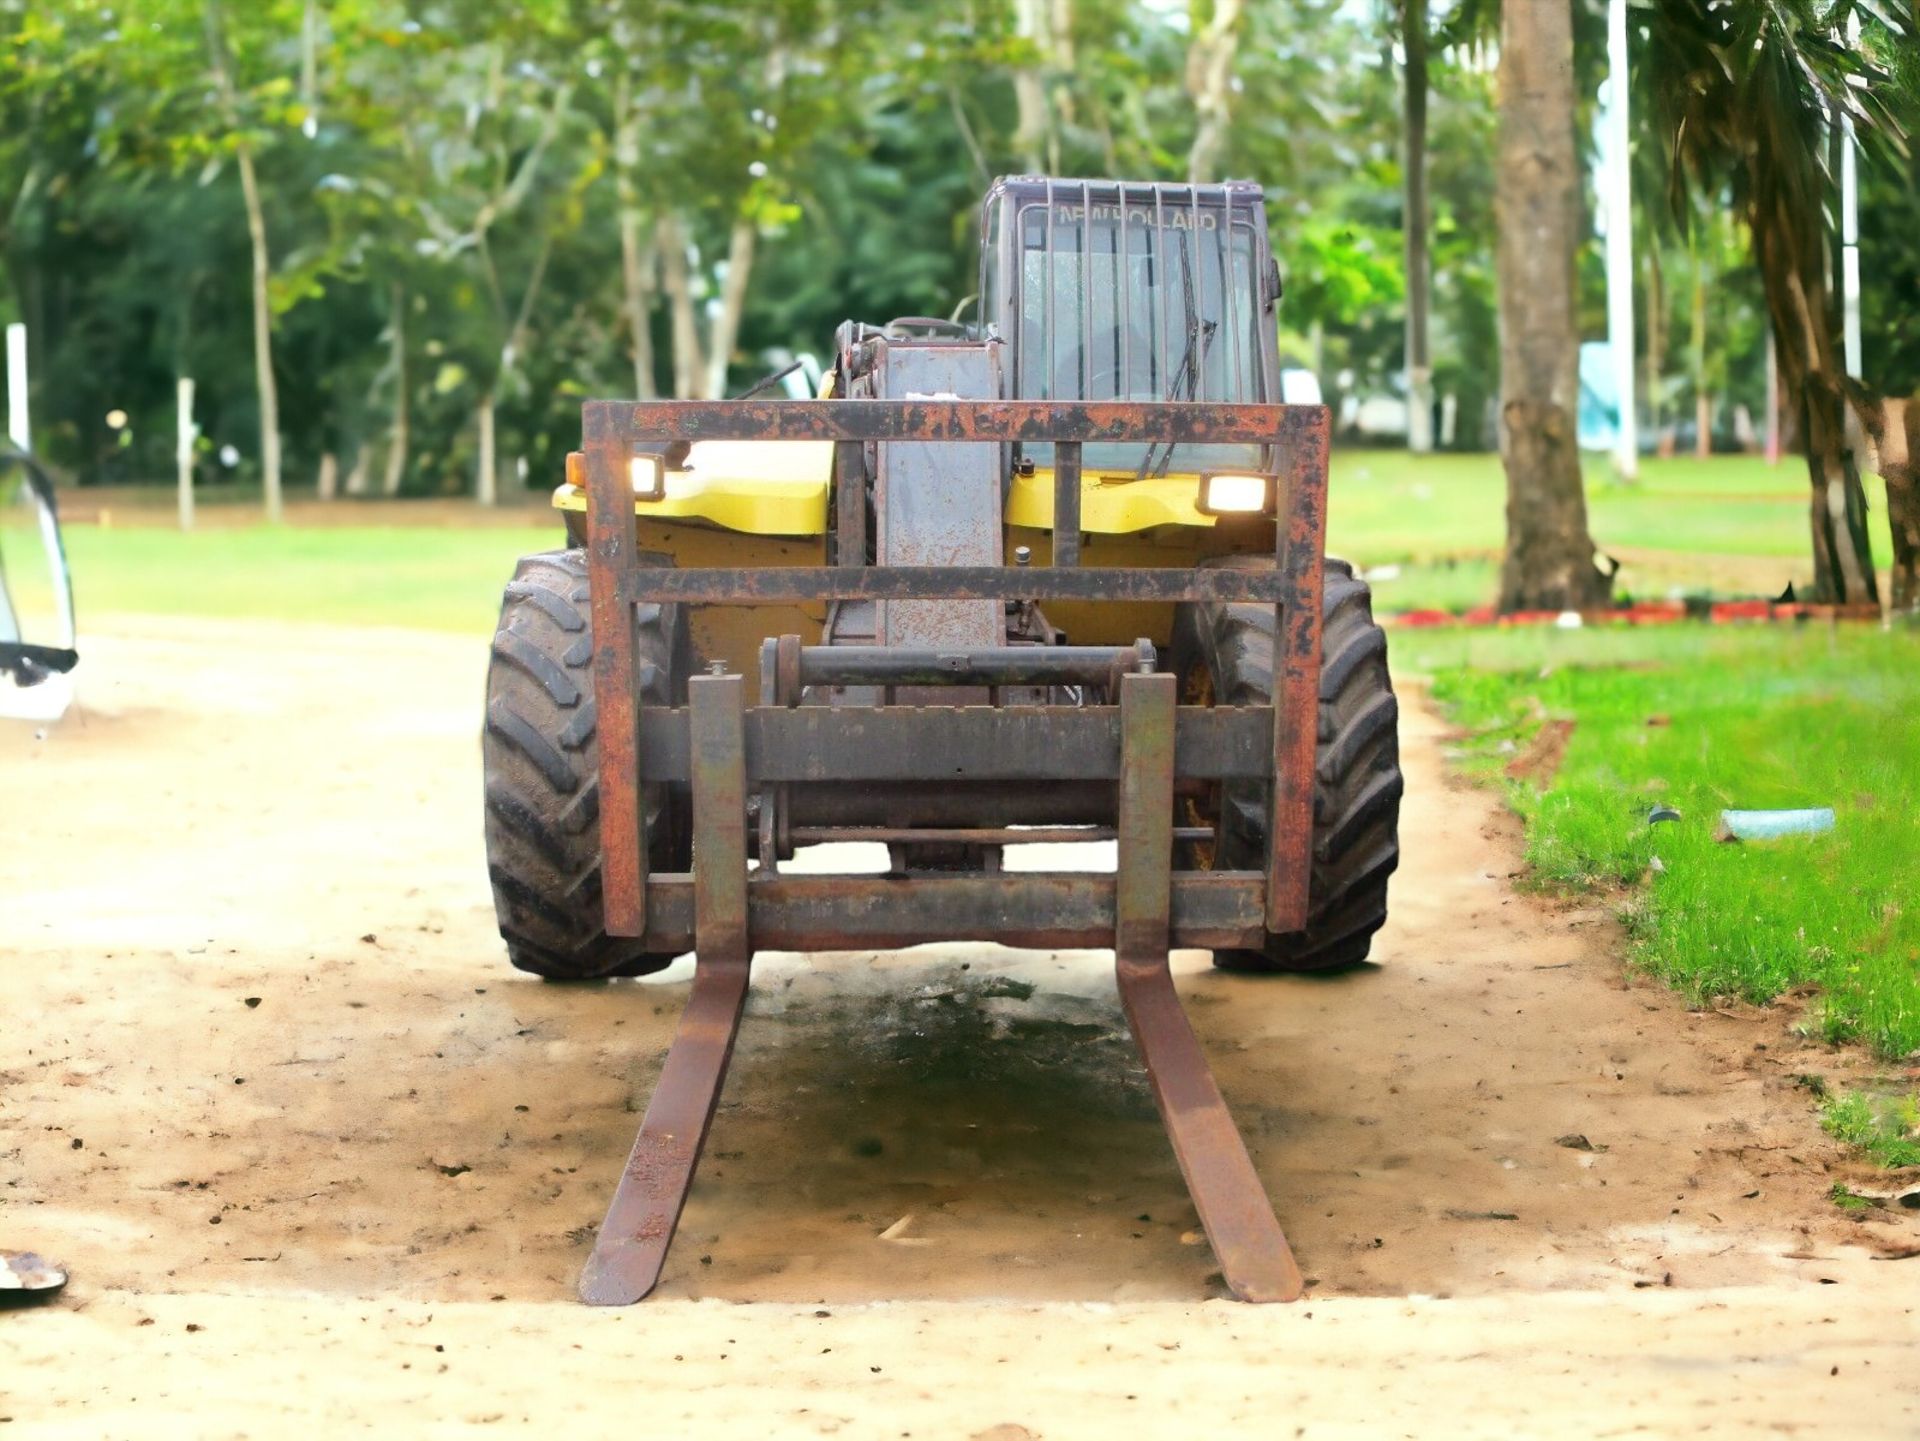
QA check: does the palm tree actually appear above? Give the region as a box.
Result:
[1494,0,1612,611]
[1641,0,1916,606]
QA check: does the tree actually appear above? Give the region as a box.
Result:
[202,0,291,522]
[1492,0,1610,612]
[0,0,327,516]
[584,2,878,401]
[1855,52,1920,610]
[0,0,1685,525]
[1185,0,1245,182]
[609,63,657,402]
[1642,0,1917,606]
[352,5,591,503]
[1012,0,1059,173]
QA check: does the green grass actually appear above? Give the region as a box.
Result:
[1425,624,1920,1062]
[1330,449,1882,560]
[14,523,557,634]
[3,450,1876,631]
[1829,1182,1879,1212]
[1820,1091,1920,1170]
[1329,450,1889,610]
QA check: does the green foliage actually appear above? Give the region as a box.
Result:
[1635,0,1916,474]
[1828,1181,1876,1212]
[0,0,1466,495]
[1428,625,1920,1060]
[3,0,1917,508]
[1288,220,1406,326]
[1858,52,1920,388]
[1820,1090,1920,1170]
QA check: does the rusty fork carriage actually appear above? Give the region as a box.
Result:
[572,397,1329,1305]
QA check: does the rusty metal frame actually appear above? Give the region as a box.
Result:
[580,675,751,1305]
[614,564,1281,605]
[582,398,1329,938]
[586,397,1313,444]
[1114,672,1303,1301]
[577,397,1328,1304]
[633,702,1277,784]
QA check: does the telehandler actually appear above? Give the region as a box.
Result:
[483,177,1402,1304]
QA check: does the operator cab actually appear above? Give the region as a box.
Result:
[978,176,1284,475]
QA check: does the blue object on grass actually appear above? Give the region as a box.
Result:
[1716,808,1836,841]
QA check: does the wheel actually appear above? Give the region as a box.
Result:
[1173,556,1402,972]
[483,548,690,979]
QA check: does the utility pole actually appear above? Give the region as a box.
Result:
[1839,11,1862,379]
[1602,0,1638,479]
[6,323,28,452]
[1402,0,1433,454]
[177,379,198,531]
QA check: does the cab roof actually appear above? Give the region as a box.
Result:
[986,176,1267,211]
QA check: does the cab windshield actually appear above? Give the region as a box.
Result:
[1011,197,1267,474]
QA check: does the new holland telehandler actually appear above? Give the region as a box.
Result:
[482,177,1403,1304]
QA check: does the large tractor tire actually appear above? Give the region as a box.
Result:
[483,549,689,980]
[1174,556,1402,972]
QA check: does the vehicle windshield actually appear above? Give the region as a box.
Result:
[1012,197,1267,473]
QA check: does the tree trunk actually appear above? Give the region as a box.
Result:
[1743,112,1878,602]
[382,281,408,496]
[473,226,554,505]
[703,220,756,402]
[317,450,337,501]
[1757,229,1878,604]
[205,0,284,525]
[1012,0,1051,173]
[235,147,281,521]
[1185,0,1245,183]
[476,392,497,506]
[1859,392,1920,611]
[612,72,657,401]
[1046,0,1077,173]
[1494,0,1609,613]
[1401,0,1433,453]
[657,213,704,400]
[618,208,656,401]
[1801,375,1876,603]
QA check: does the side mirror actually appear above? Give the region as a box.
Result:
[1263,258,1284,312]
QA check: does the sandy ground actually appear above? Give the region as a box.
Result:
[2,616,1915,1438]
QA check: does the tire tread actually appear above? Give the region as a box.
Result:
[1177,554,1402,973]
[482,549,685,980]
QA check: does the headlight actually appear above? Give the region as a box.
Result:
[628,453,666,500]
[1197,471,1272,515]
[561,451,668,501]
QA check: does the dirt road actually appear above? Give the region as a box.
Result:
[3,617,1915,1437]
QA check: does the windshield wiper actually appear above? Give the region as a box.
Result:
[1135,230,1217,481]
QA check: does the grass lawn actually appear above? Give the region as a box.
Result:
[1,449,1887,630]
[6,520,558,635]
[1411,623,1920,1067]
[1329,451,1889,611]
[1329,450,1885,561]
